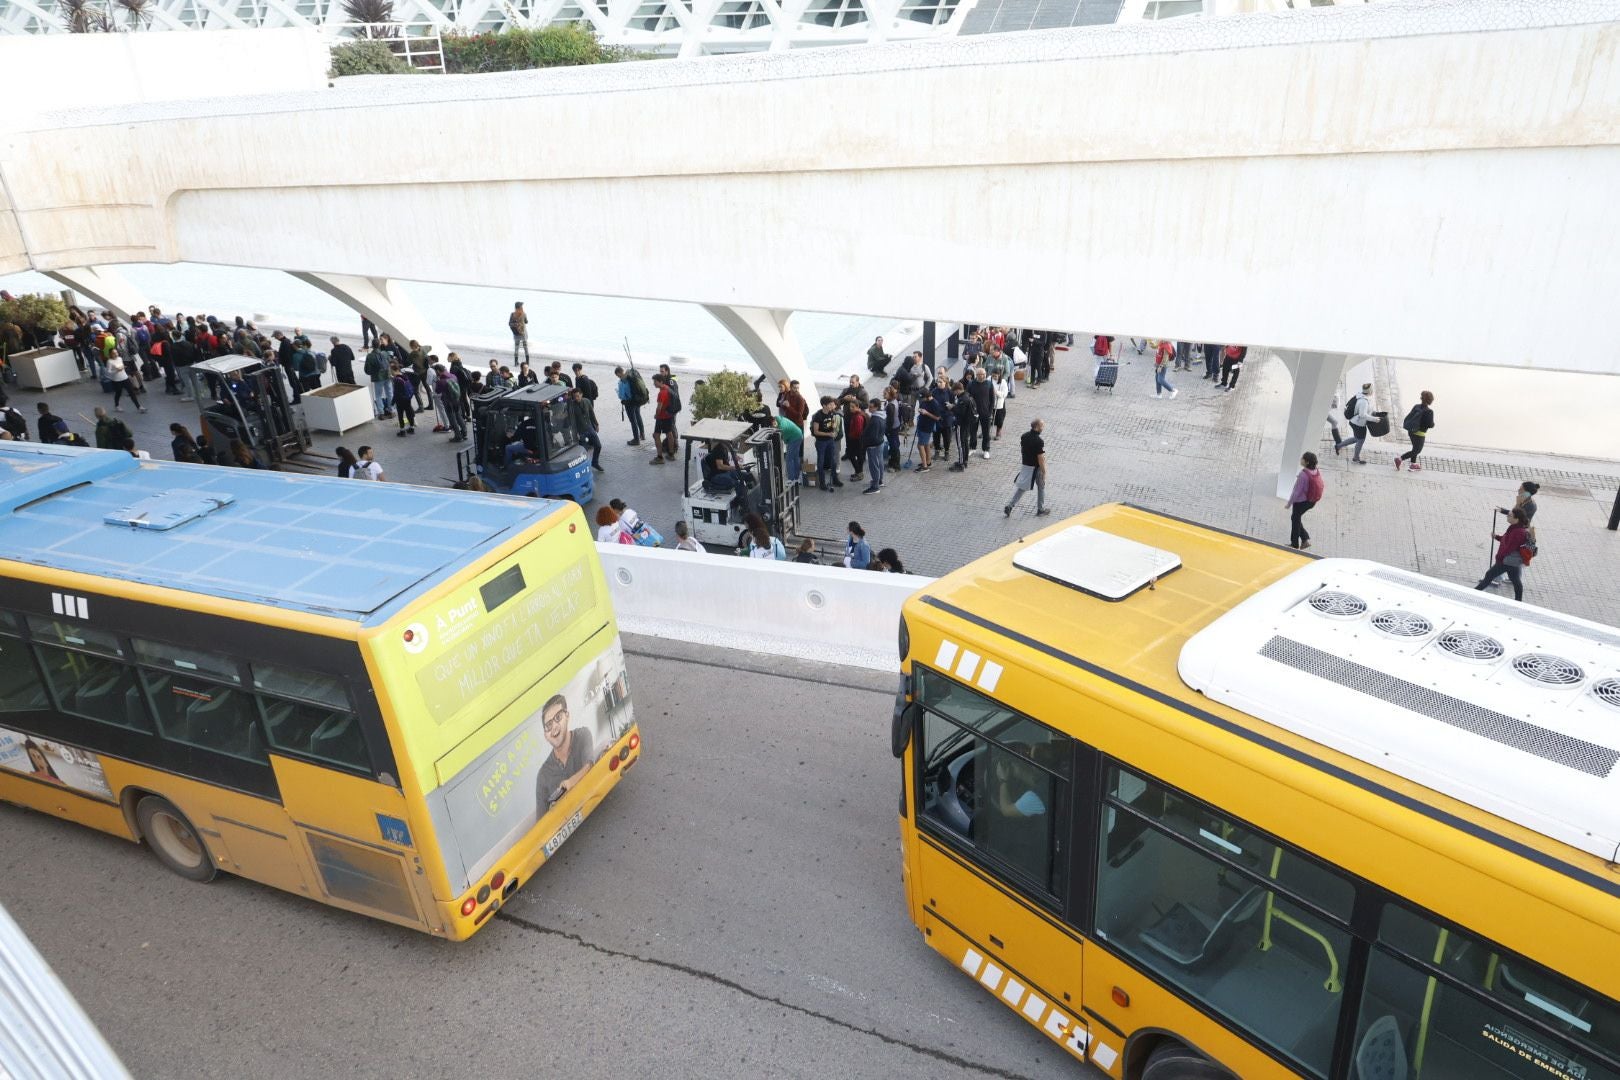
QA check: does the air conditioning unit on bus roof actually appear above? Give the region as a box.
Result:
[1178,559,1620,863]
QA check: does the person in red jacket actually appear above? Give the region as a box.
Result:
[1475,508,1531,601]
[650,374,678,464]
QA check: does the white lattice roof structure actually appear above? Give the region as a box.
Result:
[0,0,977,55]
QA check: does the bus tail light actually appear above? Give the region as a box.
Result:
[460,896,478,917]
[490,871,506,892]
[628,733,640,751]
[608,754,621,771]
[476,885,491,904]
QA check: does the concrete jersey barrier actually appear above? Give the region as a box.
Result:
[597,543,931,672]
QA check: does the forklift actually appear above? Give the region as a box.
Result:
[457,383,595,502]
[680,416,800,553]
[183,356,319,469]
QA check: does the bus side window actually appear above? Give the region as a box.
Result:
[1354,905,1620,1080]
[34,645,152,734]
[133,639,266,764]
[0,623,48,712]
[252,663,369,773]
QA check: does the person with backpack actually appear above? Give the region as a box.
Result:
[615,365,649,446]
[651,373,680,464]
[809,395,843,490]
[948,380,978,472]
[434,364,467,442]
[1395,390,1435,471]
[93,406,132,451]
[508,302,529,364]
[1,404,28,441]
[1286,452,1325,550]
[571,363,598,403]
[1334,382,1374,464]
[390,363,417,437]
[1475,507,1532,601]
[364,343,393,419]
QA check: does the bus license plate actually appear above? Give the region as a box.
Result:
[544,809,584,857]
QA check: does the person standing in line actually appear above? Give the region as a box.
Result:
[931,375,954,462]
[841,394,867,484]
[1201,342,1223,381]
[390,363,417,437]
[1286,452,1324,550]
[435,364,467,442]
[1174,340,1193,372]
[809,395,843,489]
[1003,419,1050,518]
[1395,391,1435,471]
[1335,382,1374,464]
[328,336,356,385]
[354,445,385,481]
[1153,339,1178,399]
[1475,508,1531,601]
[861,398,887,494]
[616,365,648,446]
[882,385,903,472]
[948,381,978,472]
[968,368,995,458]
[408,341,431,409]
[843,521,872,569]
[991,367,1010,442]
[508,302,529,364]
[776,378,810,439]
[365,341,393,419]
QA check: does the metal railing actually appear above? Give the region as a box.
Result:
[342,22,446,72]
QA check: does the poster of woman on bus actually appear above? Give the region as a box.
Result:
[0,727,114,798]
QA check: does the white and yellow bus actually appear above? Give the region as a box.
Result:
[0,443,639,939]
[895,503,1619,1079]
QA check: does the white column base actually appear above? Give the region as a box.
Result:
[702,305,818,400]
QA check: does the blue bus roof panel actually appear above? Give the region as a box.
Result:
[0,444,563,624]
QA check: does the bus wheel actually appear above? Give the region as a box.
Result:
[1140,1042,1230,1080]
[135,796,217,883]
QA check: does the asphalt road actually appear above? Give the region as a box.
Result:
[0,641,1083,1080]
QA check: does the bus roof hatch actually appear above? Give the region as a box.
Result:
[1012,525,1181,601]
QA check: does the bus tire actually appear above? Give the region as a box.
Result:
[135,796,217,883]
[1140,1042,1229,1080]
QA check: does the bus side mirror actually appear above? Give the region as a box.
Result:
[892,697,921,759]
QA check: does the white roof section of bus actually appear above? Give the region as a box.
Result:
[1179,559,1620,862]
[1012,525,1181,600]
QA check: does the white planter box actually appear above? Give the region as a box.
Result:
[12,348,80,391]
[301,383,372,434]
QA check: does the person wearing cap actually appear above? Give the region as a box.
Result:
[1334,382,1374,464]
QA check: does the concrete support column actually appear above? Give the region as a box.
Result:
[42,266,151,321]
[702,305,818,399]
[1275,349,1352,499]
[289,272,446,357]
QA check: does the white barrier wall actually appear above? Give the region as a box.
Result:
[596,543,931,672]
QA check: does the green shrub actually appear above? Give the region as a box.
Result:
[0,293,69,334]
[441,25,621,74]
[690,369,760,424]
[329,39,415,77]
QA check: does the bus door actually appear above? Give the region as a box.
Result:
[254,668,432,933]
[908,663,1093,1068]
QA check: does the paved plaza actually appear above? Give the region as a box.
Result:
[23,339,1620,627]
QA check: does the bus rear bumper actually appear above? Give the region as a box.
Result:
[437,726,641,940]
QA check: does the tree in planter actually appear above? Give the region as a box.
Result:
[689,369,760,424]
[0,294,70,353]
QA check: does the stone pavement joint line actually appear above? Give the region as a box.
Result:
[24,341,1619,628]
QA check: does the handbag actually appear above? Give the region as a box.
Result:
[633,523,663,547]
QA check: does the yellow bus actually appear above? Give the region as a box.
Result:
[0,443,639,939]
[894,503,1619,1079]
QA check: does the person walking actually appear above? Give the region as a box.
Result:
[991,368,1010,441]
[1153,339,1178,399]
[105,350,145,413]
[1286,452,1324,550]
[1475,508,1531,601]
[810,395,843,489]
[1003,419,1049,518]
[1334,382,1374,464]
[508,302,530,364]
[861,398,887,494]
[842,395,867,484]
[1218,345,1247,391]
[93,406,131,450]
[616,365,648,445]
[1395,391,1435,471]
[1498,480,1539,524]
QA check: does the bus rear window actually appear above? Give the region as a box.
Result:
[479,565,526,613]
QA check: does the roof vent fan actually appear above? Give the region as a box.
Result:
[1435,629,1504,662]
[1592,677,1620,710]
[1371,609,1433,639]
[1512,653,1586,688]
[1307,590,1367,619]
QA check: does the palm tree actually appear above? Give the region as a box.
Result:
[343,0,397,35]
[115,0,155,28]
[58,0,108,32]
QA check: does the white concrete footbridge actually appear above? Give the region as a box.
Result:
[3,0,1620,492]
